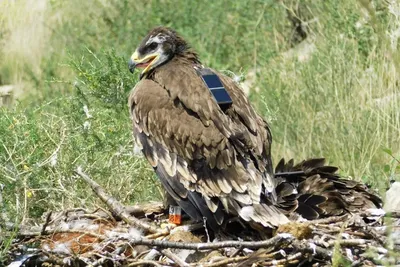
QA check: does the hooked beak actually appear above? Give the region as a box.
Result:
[128,58,136,73]
[128,51,158,76]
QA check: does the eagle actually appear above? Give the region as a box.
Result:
[127,27,381,231]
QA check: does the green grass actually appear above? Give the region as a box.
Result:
[0,0,399,244]
[0,49,160,223]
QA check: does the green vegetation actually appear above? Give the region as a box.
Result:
[0,0,399,234]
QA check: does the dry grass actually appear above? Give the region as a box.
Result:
[266,40,400,187]
[252,0,400,191]
[0,0,51,96]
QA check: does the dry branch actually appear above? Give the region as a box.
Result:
[16,229,106,239]
[5,206,398,266]
[125,202,165,217]
[127,260,164,267]
[201,256,249,267]
[75,167,165,235]
[291,240,332,260]
[128,234,293,250]
[160,248,189,267]
[4,170,399,267]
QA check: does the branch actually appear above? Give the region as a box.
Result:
[309,214,350,225]
[196,256,249,267]
[129,234,293,251]
[125,202,165,217]
[75,167,165,235]
[41,211,52,235]
[160,248,189,267]
[264,252,302,266]
[291,240,332,260]
[327,239,367,247]
[16,229,106,240]
[127,260,164,267]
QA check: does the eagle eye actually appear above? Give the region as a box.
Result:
[147,42,158,51]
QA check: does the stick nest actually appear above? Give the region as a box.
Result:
[2,169,399,267]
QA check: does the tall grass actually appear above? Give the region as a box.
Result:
[253,0,400,190]
[0,0,399,231]
[0,0,50,96]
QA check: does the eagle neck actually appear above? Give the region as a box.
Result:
[175,50,202,65]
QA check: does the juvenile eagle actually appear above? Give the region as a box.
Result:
[128,27,381,231]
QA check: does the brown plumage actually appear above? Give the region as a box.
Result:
[127,27,381,231]
[128,27,284,230]
[274,158,382,220]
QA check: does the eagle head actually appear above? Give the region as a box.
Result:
[128,27,189,76]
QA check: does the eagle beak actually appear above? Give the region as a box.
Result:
[128,58,136,73]
[129,51,158,76]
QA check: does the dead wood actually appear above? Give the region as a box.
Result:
[75,167,166,235]
[127,234,292,251]
[3,170,399,267]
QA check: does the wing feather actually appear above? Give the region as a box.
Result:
[129,62,285,229]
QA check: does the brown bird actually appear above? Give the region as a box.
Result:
[127,27,382,231]
[128,26,286,230]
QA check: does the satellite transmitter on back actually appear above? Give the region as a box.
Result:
[196,68,233,112]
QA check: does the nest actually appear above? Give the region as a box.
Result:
[2,168,399,267]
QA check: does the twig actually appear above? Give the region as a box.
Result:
[311,230,336,240]
[48,208,88,225]
[38,252,74,265]
[143,249,161,261]
[127,260,164,267]
[135,249,152,259]
[171,223,205,233]
[37,123,66,167]
[229,247,243,258]
[145,232,169,239]
[91,253,114,267]
[75,167,165,234]
[199,256,249,267]
[344,230,367,238]
[349,215,386,245]
[236,249,296,267]
[264,252,302,266]
[327,239,367,247]
[144,221,203,239]
[160,248,189,267]
[309,214,350,225]
[129,234,293,251]
[17,229,106,240]
[313,224,342,232]
[291,240,332,260]
[41,211,53,235]
[125,202,165,217]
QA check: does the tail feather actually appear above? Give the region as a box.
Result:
[274,158,382,220]
[239,204,289,228]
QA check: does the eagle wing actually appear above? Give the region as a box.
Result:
[129,65,286,229]
[153,60,276,193]
[218,73,274,180]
